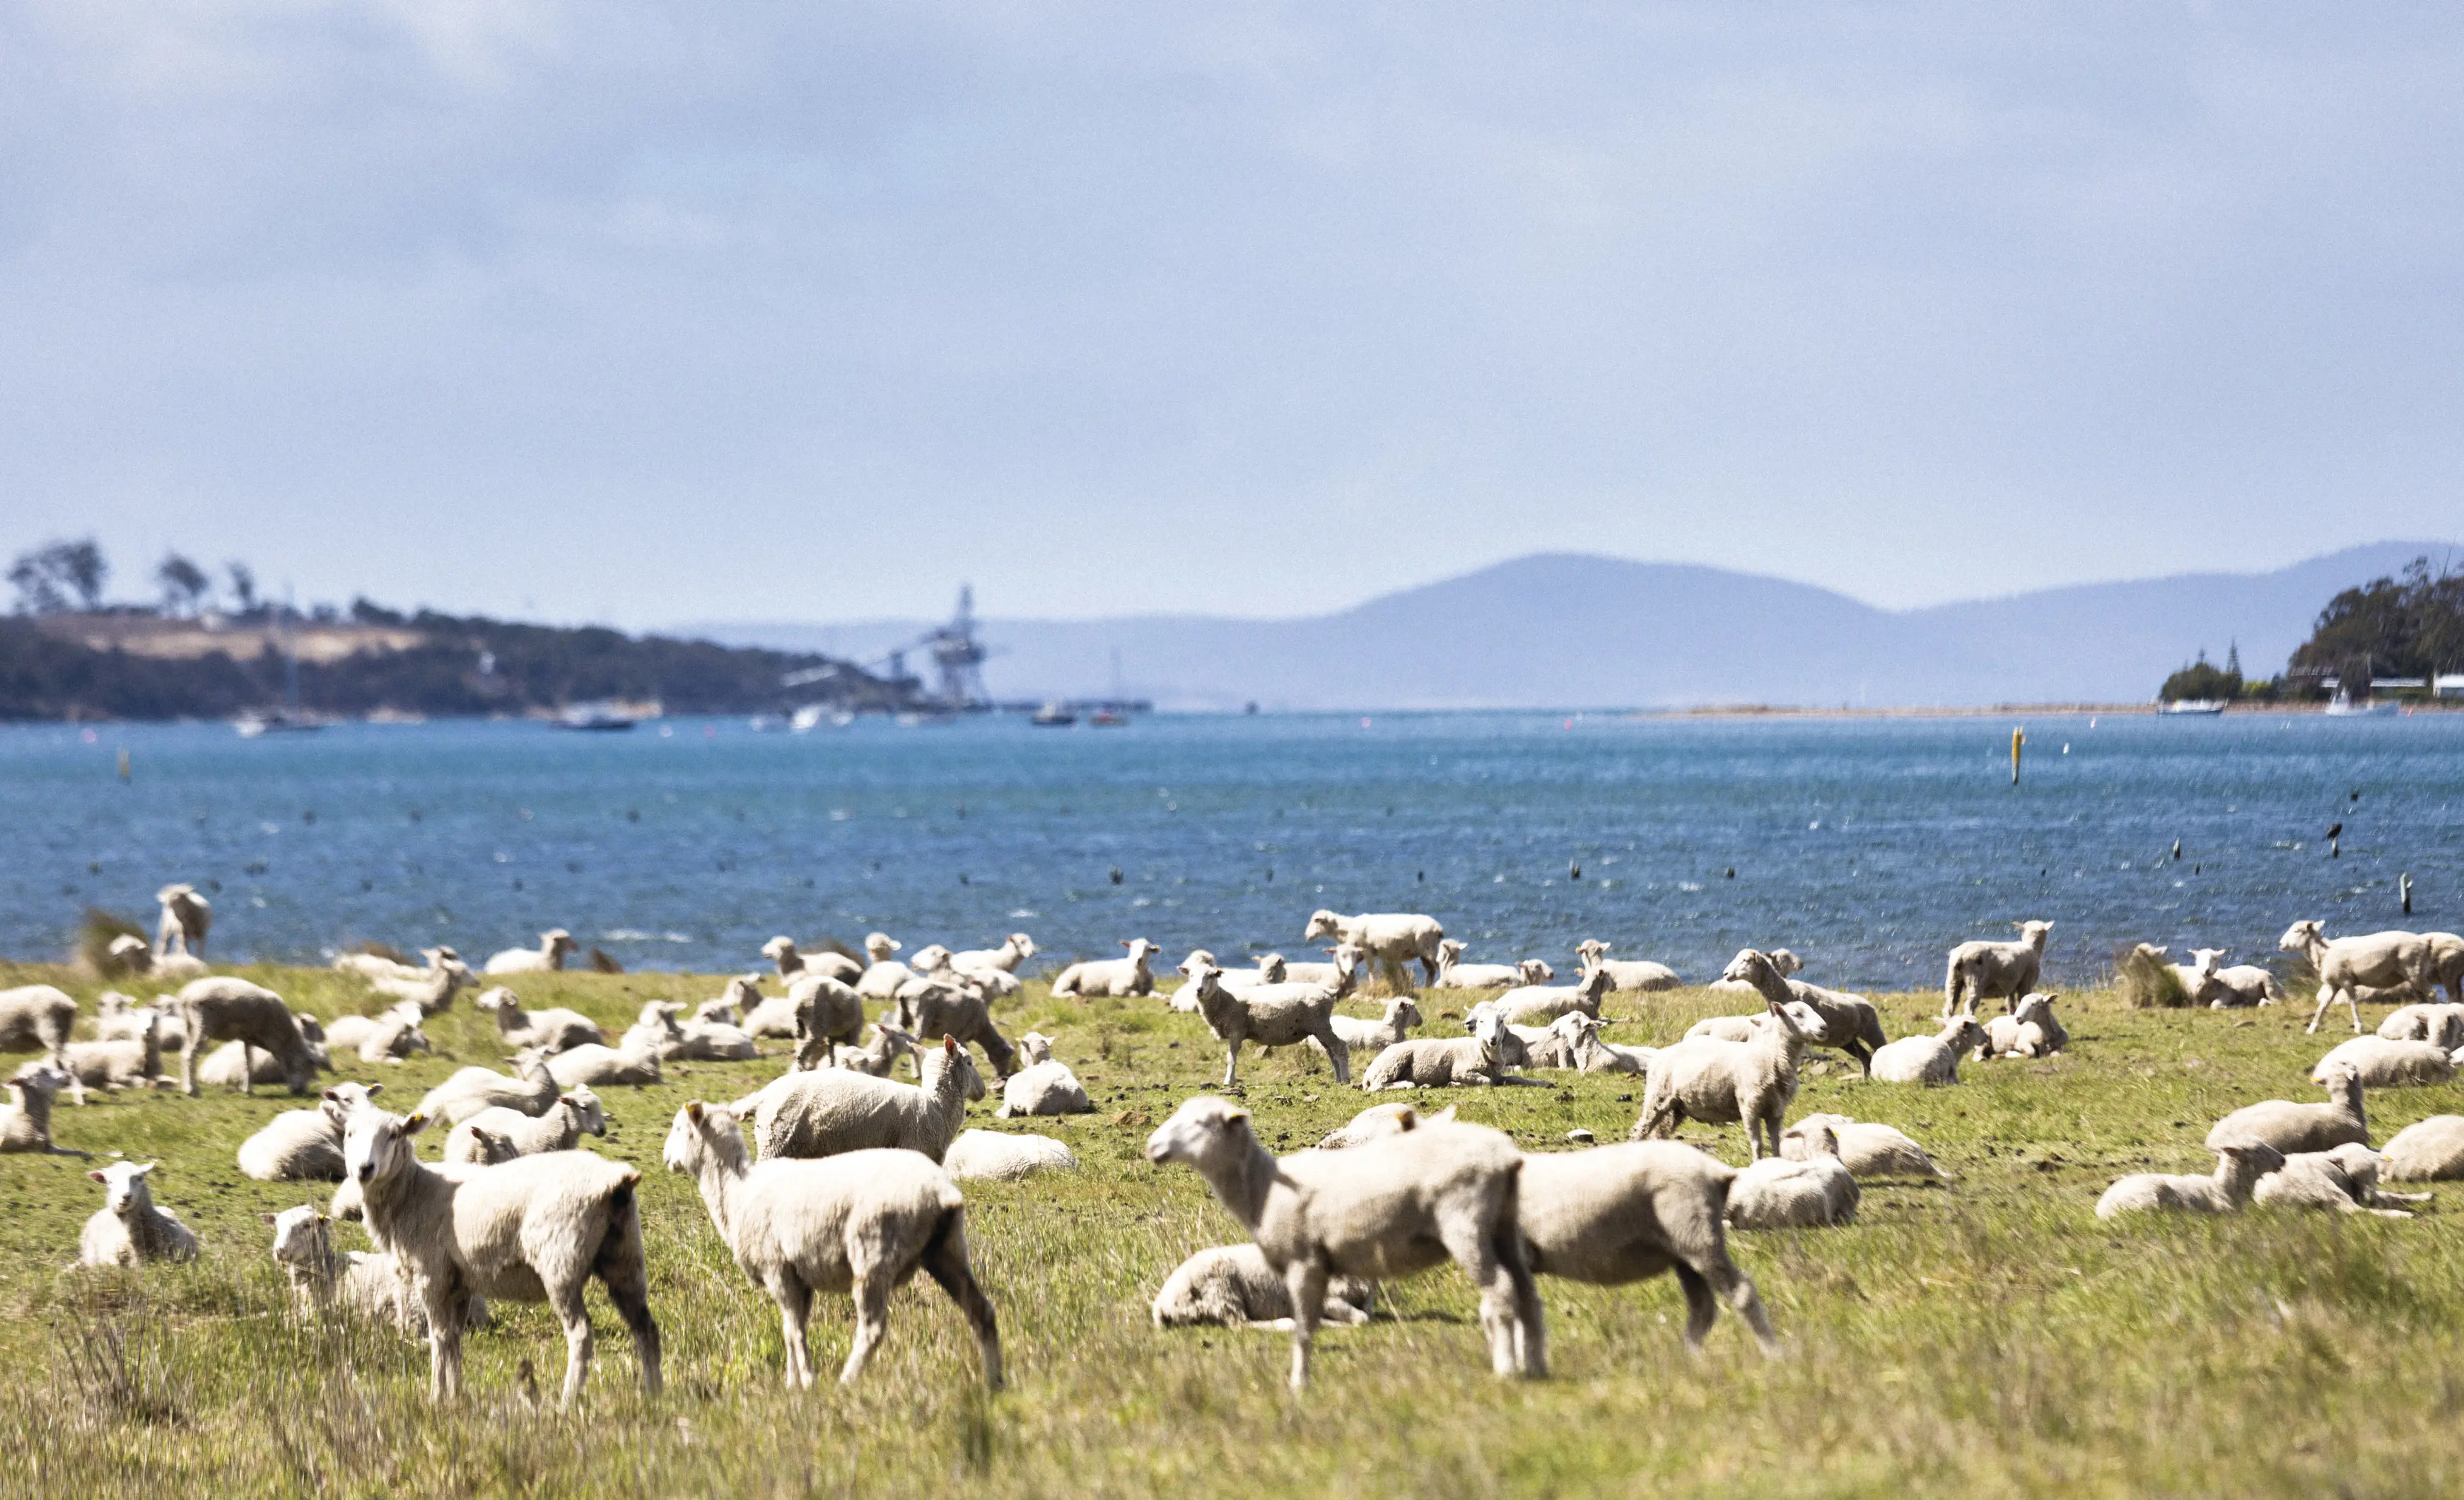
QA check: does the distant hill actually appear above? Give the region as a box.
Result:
[691,541,2457,710]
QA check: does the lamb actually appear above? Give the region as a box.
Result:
[732,978,802,1040]
[1312,996,1423,1064]
[853,932,916,998]
[344,1107,661,1404]
[941,1129,1079,1181]
[1302,909,1447,989]
[156,882,213,958]
[265,1205,424,1329]
[1152,1243,1376,1330]
[324,1002,431,1065]
[2429,931,2464,1003]
[2202,953,2286,1009]
[544,1017,667,1088]
[1867,1016,1990,1085]
[1555,1014,1655,1075]
[913,943,1024,1000]
[1050,938,1162,999]
[51,1006,170,1093]
[2378,1002,2464,1050]
[994,1032,1092,1118]
[76,1160,200,1267]
[1273,951,1357,988]
[471,987,603,1053]
[1167,951,1285,1011]
[2125,943,2219,1006]
[368,956,474,1016]
[1,1066,88,1156]
[892,978,1019,1077]
[2380,1115,2464,1180]
[445,1088,609,1164]
[2281,920,2442,1033]
[0,984,81,1103]
[238,1082,385,1182]
[194,1021,331,1089]
[484,929,580,974]
[762,936,864,986]
[108,932,204,981]
[662,1101,1002,1388]
[1361,1007,1524,1090]
[1573,939,1682,992]
[2252,1143,2424,1217]
[643,1001,757,1062]
[416,1049,559,1125]
[1145,1094,1543,1388]
[739,1034,983,1163]
[334,944,460,985]
[950,932,1037,975]
[1512,1016,1580,1070]
[1181,952,1355,1087]
[1944,920,2053,1016]
[2309,1036,2460,1089]
[1630,992,1824,1159]
[1430,941,1550,990]
[1488,967,1613,1026]
[174,976,319,1096]
[1314,1100,1447,1149]
[1781,1113,1946,1180]
[1725,1122,1859,1229]
[2205,1064,2369,1156]
[1979,992,2068,1060]
[2096,1139,2284,1218]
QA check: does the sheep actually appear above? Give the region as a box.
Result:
[763,936,865,986]
[2429,931,2464,1003]
[175,976,319,1097]
[2378,1002,2464,1050]
[49,1006,170,1093]
[156,882,212,958]
[2281,920,2442,1033]
[1517,1139,1781,1355]
[1725,1122,1859,1229]
[1302,909,1446,990]
[1488,967,1613,1027]
[469,987,602,1054]
[1781,1113,1947,1180]
[1314,1100,1449,1149]
[731,978,801,1040]
[544,1017,667,1088]
[194,1021,332,1089]
[739,1034,983,1163]
[1051,938,1162,999]
[783,973,865,1051]
[334,944,459,985]
[1707,947,1799,995]
[235,1082,385,1182]
[108,932,204,982]
[1167,951,1286,1011]
[2125,943,2219,1006]
[951,932,1037,975]
[2095,1139,2284,1219]
[812,1023,916,1078]
[662,1101,1001,1388]
[1944,920,2053,1016]
[1,1066,88,1156]
[942,1129,1079,1181]
[368,957,474,1016]
[1181,951,1356,1087]
[1630,991,1825,1160]
[2380,1115,2464,1180]
[1145,1094,1543,1389]
[1555,1014,1655,1075]
[1512,1016,1580,1070]
[416,1049,559,1125]
[1573,939,1682,993]
[1430,941,1549,990]
[343,1107,661,1404]
[1312,996,1423,1065]
[2202,953,2285,1009]
[1867,1016,1990,1086]
[445,1088,609,1164]
[484,929,580,975]
[1361,1007,1530,1090]
[2252,1144,2424,1217]
[324,1002,432,1065]
[95,991,182,1046]
[1979,992,2068,1060]
[76,1160,199,1267]
[0,984,81,1103]
[2309,1036,2460,1089]
[911,944,1024,1001]
[641,1001,757,1062]
[853,932,915,998]
[1152,1243,1376,1330]
[892,978,1020,1077]
[2206,1064,2369,1156]
[265,1205,426,1330]
[994,1032,1092,1118]
[1695,949,1886,1072]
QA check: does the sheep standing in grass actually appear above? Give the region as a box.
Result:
[1152,1243,1375,1330]
[740,1035,983,1162]
[0,985,82,1104]
[1,1066,87,1156]
[2378,1002,2464,1050]
[156,883,212,959]
[1489,967,1613,1027]
[662,1101,1002,1388]
[1303,910,1446,990]
[1574,939,1681,993]
[1979,993,2067,1060]
[1944,921,2054,1016]
[1051,938,1162,1000]
[764,936,863,986]
[2380,1116,2464,1180]
[344,1108,661,1405]
[1430,942,1549,990]
[1183,953,1356,1087]
[175,978,318,1097]
[265,1205,425,1330]
[416,1050,559,1125]
[472,988,602,1053]
[77,1161,198,1266]
[2253,1144,2427,1217]
[2309,1036,2460,1089]
[995,1033,1092,1118]
[484,929,579,975]
[1781,1113,1946,1180]
[892,978,1019,1078]
[1631,983,1824,1160]
[2095,1140,2283,1219]
[445,1088,610,1164]
[2280,920,2441,1034]
[1168,951,1287,1010]
[1868,1016,1990,1085]
[238,1083,384,1181]
[2206,1065,2369,1155]
[1726,1123,1859,1229]
[1703,949,1886,1072]
[942,1129,1078,1180]
[1145,1094,1543,1389]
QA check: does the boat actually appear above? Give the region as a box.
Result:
[1031,703,1077,727]
[2324,691,2395,717]
[234,709,322,737]
[2156,699,2227,716]
[552,702,638,732]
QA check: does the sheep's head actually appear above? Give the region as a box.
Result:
[1770,999,1826,1040]
[1943,1016,1987,1053]
[13,1064,72,1100]
[1720,949,1772,988]
[2279,920,2323,954]
[544,930,578,959]
[2189,949,2227,975]
[2130,942,2170,963]
[761,936,797,964]
[921,1035,987,1101]
[511,1048,552,1080]
[663,1100,746,1173]
[911,944,954,973]
[1326,943,1362,976]
[1575,938,1608,961]
[88,1159,158,1214]
[1386,997,1424,1030]
[1007,933,1037,958]
[1517,960,1553,985]
[1302,910,1342,942]
[2013,993,2055,1024]
[2212,1137,2285,1174]
[2317,1062,2363,1100]
[319,1082,383,1130]
[263,1205,329,1267]
[1256,954,1288,980]
[865,932,901,961]
[1177,958,1224,995]
[107,934,152,969]
[1121,937,1159,966]
[2016,921,2054,947]
[1147,1096,1251,1168]
[473,988,515,1015]
[344,1111,428,1186]
[1320,1101,1422,1148]
[562,1087,609,1137]
[1796,1122,1841,1159]
[1019,1032,1057,1067]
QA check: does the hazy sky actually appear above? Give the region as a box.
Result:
[4,4,2460,628]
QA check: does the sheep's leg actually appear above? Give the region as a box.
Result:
[1319,1028,1350,1085]
[544,1275,596,1408]
[841,1273,893,1385]
[2306,985,2339,1034]
[1221,1038,1242,1089]
[425,1284,465,1402]
[179,1028,199,1097]
[1671,1264,1721,1350]
[2342,988,2364,1034]
[1437,1217,1523,1379]
[919,1209,1004,1390]
[1718,1260,1782,1356]
[1494,1218,1546,1379]
[1281,1261,1326,1391]
[239,1043,257,1096]
[770,1273,814,1388]
[597,1252,662,1397]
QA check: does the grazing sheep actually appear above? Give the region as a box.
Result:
[1152,1243,1376,1330]
[994,1032,1092,1118]
[1488,967,1613,1027]
[236,1083,384,1182]
[1312,996,1423,1065]
[265,1205,426,1330]
[892,978,1019,1078]
[484,929,580,975]
[1979,992,2068,1060]
[2281,920,2442,1034]
[2378,1002,2464,1050]
[942,1128,1079,1181]
[1868,1016,1990,1086]
[1726,1122,1859,1229]
[1361,1007,1528,1090]
[2253,1144,2424,1217]
[344,1108,661,1405]
[740,1035,983,1163]
[662,1101,1002,1388]
[854,933,915,998]
[1573,939,1683,993]
[2206,1065,2369,1156]
[416,1050,559,1125]
[1,1066,88,1156]
[1781,1113,1946,1180]
[1051,938,1162,999]
[0,984,82,1103]
[1944,920,2054,1016]
[2309,1036,2460,1089]
[369,957,474,1015]
[778,973,865,1053]
[445,1088,609,1164]
[763,936,865,986]
[1302,910,1446,990]
[77,1160,199,1267]
[2380,1116,2464,1181]
[544,1017,667,1088]
[51,1007,170,1094]
[1431,941,1551,990]
[471,987,602,1053]
[952,932,1037,975]
[175,977,319,1097]
[156,882,213,958]
[1182,952,1356,1087]
[1630,990,1824,1160]
[109,932,205,982]
[2096,1139,2284,1218]
[1145,1094,1543,1389]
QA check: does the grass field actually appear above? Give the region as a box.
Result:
[4,961,2461,1499]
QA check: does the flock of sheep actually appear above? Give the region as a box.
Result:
[8,885,2464,1402]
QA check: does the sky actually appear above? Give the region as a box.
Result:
[3,3,2461,630]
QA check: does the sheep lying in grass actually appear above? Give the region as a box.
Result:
[1303,910,1447,990]
[1051,938,1162,999]
[445,1088,609,1164]
[2309,1036,2460,1089]
[1726,1123,1859,1229]
[471,988,602,1053]
[2380,1116,2464,1180]
[2280,920,2441,1034]
[1362,1007,1538,1090]
[2378,1002,2464,1050]
[1944,920,2053,1016]
[643,1001,757,1062]
[266,1205,424,1330]
[692,979,755,1026]
[2207,1064,2368,1156]
[1488,967,1613,1026]
[952,932,1037,975]
[195,1016,332,1089]
[1183,953,1357,1087]
[1574,939,1681,992]
[2200,951,2284,1009]
[1557,1014,1655,1075]
[52,1007,171,1094]
[484,929,579,975]
[2096,1139,2283,1219]
[1152,1243,1375,1330]
[544,1014,667,1088]
[176,977,320,1097]
[345,1108,660,1405]
[369,957,474,1015]
[1167,951,1285,1011]
[942,1129,1078,1181]
[334,944,458,985]
[238,1083,385,1181]
[854,933,916,998]
[77,1161,199,1266]
[416,1050,559,1125]
[1145,1094,1543,1389]
[324,1002,431,1065]
[1,1065,88,1156]
[1781,1113,1946,1180]
[807,1023,916,1078]
[1633,992,1823,1160]
[1430,941,1548,990]
[740,1035,982,1162]
[1314,1100,1447,1149]
[95,992,182,1046]
[1979,993,2068,1060]
[1867,1016,1990,1085]
[2253,1144,2427,1217]
[995,1032,1092,1118]
[764,936,863,986]
[1312,996,1423,1065]
[110,932,204,982]
[0,984,82,1105]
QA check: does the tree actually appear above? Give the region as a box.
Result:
[2159,649,2241,703]
[156,553,210,616]
[2287,556,2464,690]
[226,561,258,615]
[6,537,108,614]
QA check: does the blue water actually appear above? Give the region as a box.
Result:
[2,713,2458,992]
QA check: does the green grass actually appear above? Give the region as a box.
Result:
[5,963,2463,1499]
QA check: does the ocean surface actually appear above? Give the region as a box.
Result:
[2,712,2458,994]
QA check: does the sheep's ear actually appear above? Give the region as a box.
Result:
[684,1101,703,1123]
[260,1212,277,1224]
[88,1169,107,1183]
[1119,939,1133,949]
[1220,1106,1250,1126]
[943,1036,958,1055]
[366,1083,383,1097]
[136,1161,158,1176]
[317,1213,329,1224]
[402,1112,431,1135]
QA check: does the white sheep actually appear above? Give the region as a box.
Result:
[1312,996,1423,1065]
[662,1101,1002,1388]
[1430,941,1550,990]
[1573,938,1682,992]
[739,1034,983,1162]
[1181,953,1356,1087]
[484,929,580,975]
[2309,1036,2460,1089]
[1361,1007,1530,1090]
[2281,920,2442,1034]
[994,1032,1092,1118]
[1694,950,1886,1072]
[2378,1002,2464,1050]
[2095,1139,2284,1218]
[1488,967,1613,1027]
[2125,943,2218,1006]
[369,957,474,1015]
[2206,1064,2369,1156]
[2429,931,2464,1002]
[1166,951,1284,1011]
[853,932,915,998]
[1978,992,2068,1060]
[1,1065,88,1156]
[2380,1116,2464,1181]
[2252,1144,2425,1217]
[942,1128,1079,1181]
[951,932,1037,975]
[1152,1243,1375,1330]
[543,1014,668,1088]
[1631,991,1825,1160]
[265,1205,426,1330]
[1781,1113,1946,1180]
[344,1107,661,1404]
[238,1082,385,1182]
[324,1002,432,1065]
[1302,910,1446,990]
[1707,947,1799,995]
[52,1006,171,1094]
[333,944,459,985]
[156,882,213,958]
[763,936,865,986]
[109,932,205,982]
[1555,1014,1655,1075]
[1051,938,1163,999]
[2202,952,2285,1009]
[1725,1122,1859,1229]
[95,991,183,1046]
[175,976,320,1096]
[1145,1094,1543,1389]
[445,1088,610,1164]
[469,987,602,1053]
[892,978,1020,1077]
[0,984,82,1104]
[815,1024,917,1078]
[194,1019,332,1089]
[76,1160,199,1266]
[1867,1016,1990,1085]
[1943,920,2054,1016]
[641,1000,757,1062]
[416,1050,559,1125]
[1314,1100,1449,1149]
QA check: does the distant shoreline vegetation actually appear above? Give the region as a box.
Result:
[2162,553,2464,705]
